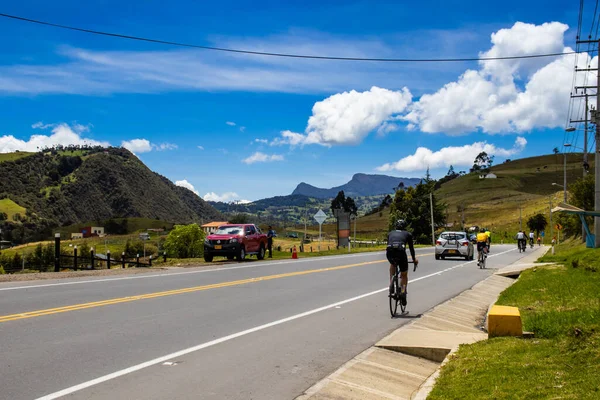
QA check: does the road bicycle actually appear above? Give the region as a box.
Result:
[518,239,527,253]
[477,246,487,269]
[389,260,417,317]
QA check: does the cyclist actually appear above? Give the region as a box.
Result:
[387,219,418,306]
[529,231,535,248]
[485,228,492,251]
[476,227,489,266]
[516,230,527,250]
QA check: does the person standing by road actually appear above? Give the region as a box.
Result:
[267,226,275,258]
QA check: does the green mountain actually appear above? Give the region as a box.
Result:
[0,147,221,244]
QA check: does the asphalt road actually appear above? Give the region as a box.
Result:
[0,245,528,400]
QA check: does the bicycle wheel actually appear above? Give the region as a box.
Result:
[399,284,407,314]
[389,276,398,317]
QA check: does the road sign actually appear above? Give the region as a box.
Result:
[314,209,327,241]
[555,224,563,231]
[313,209,327,224]
[541,231,545,237]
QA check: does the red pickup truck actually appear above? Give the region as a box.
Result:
[203,224,268,262]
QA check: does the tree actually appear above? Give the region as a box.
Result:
[526,214,548,236]
[558,173,595,237]
[230,213,250,224]
[470,152,494,173]
[330,190,346,213]
[553,147,560,155]
[163,224,205,258]
[388,180,446,244]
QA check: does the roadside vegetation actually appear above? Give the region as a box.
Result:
[428,240,600,399]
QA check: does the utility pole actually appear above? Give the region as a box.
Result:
[576,38,600,248]
[429,192,435,245]
[563,151,567,203]
[519,206,522,231]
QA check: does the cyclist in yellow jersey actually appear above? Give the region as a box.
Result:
[485,229,491,251]
[476,227,489,267]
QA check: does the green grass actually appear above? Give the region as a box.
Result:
[428,243,600,400]
[0,198,26,220]
[0,152,35,163]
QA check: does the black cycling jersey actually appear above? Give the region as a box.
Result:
[386,230,416,260]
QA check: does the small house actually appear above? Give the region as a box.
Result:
[71,233,83,240]
[201,221,230,234]
[485,173,497,179]
[81,226,105,238]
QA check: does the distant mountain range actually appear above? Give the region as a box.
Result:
[291,173,421,198]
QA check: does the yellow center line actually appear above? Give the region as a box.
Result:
[0,253,434,323]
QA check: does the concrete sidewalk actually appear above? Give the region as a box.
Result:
[296,246,550,400]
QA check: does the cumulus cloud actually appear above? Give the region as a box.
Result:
[242,152,284,164]
[273,87,412,146]
[376,137,527,172]
[404,22,594,135]
[270,130,307,146]
[121,139,153,154]
[121,139,178,154]
[226,121,236,126]
[254,139,268,144]
[175,179,199,195]
[203,191,240,202]
[197,145,204,150]
[0,123,109,153]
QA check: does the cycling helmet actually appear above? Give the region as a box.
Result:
[395,219,406,230]
[479,227,486,233]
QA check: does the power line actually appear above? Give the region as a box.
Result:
[0,12,580,63]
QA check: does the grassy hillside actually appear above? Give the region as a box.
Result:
[0,152,35,163]
[0,147,221,244]
[347,153,595,241]
[0,198,26,221]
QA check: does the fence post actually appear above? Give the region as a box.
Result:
[106,250,111,270]
[54,233,60,272]
[122,252,126,268]
[136,254,140,268]
[163,251,167,262]
[90,248,95,270]
[149,255,152,267]
[74,246,78,271]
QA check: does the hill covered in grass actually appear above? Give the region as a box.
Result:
[0,147,221,244]
[346,153,595,241]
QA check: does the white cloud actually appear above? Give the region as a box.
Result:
[155,143,178,151]
[254,139,268,144]
[203,191,240,202]
[197,145,204,150]
[226,121,236,126]
[121,139,178,154]
[273,87,412,147]
[270,130,307,146]
[404,22,594,135]
[0,123,109,153]
[376,137,527,172]
[240,126,246,133]
[175,179,199,195]
[121,139,153,154]
[242,152,285,164]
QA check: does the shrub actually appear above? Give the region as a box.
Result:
[0,265,5,274]
[163,224,205,258]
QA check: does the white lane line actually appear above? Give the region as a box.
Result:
[35,247,515,400]
[0,248,434,292]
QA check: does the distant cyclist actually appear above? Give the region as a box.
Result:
[529,231,535,247]
[387,219,418,305]
[476,227,489,266]
[516,230,527,250]
[485,228,492,251]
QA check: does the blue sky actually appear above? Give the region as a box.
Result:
[0,0,592,202]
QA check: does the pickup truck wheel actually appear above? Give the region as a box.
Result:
[257,244,265,260]
[236,246,246,262]
[204,254,213,262]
